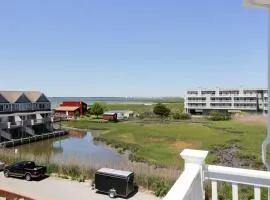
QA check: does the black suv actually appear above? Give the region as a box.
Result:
[4,161,47,181]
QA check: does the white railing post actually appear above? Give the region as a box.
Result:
[181,149,208,169]
[254,186,261,200]
[181,149,208,199]
[211,180,218,200]
[232,183,238,200]
[164,149,208,200]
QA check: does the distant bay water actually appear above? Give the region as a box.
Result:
[48,97,155,109]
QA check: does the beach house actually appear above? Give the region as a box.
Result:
[0,91,53,141]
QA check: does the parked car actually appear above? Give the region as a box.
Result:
[0,161,5,171]
[3,161,47,181]
[92,168,134,198]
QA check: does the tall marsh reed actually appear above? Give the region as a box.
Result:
[0,148,178,197]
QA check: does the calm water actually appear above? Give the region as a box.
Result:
[8,132,180,177]
[11,132,129,168]
[49,97,154,109]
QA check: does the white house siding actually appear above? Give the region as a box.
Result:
[185,88,268,114]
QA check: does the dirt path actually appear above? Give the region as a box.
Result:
[0,173,160,200]
[233,114,267,125]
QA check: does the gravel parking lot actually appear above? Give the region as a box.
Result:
[0,173,160,200]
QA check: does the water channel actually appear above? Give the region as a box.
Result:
[7,131,179,178]
[10,132,130,168]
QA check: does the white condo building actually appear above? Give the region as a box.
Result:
[184,88,268,114]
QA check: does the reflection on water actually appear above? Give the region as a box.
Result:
[9,132,180,178]
[11,132,129,167]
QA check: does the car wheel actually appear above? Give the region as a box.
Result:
[109,189,116,198]
[25,174,31,181]
[4,170,9,178]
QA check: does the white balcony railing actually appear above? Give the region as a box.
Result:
[164,149,270,200]
[164,149,208,200]
[187,100,207,102]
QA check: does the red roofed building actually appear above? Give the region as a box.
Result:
[54,106,80,119]
[54,101,88,119]
[60,101,88,115]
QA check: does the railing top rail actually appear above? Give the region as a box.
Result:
[206,165,270,179]
[205,165,270,188]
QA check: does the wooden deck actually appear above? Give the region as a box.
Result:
[0,130,67,148]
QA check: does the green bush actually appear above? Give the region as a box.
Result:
[138,113,145,119]
[108,118,118,122]
[172,112,191,120]
[172,112,181,120]
[207,111,231,121]
[179,113,191,120]
[153,103,171,118]
[85,113,91,117]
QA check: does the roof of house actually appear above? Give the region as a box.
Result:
[0,91,24,103]
[103,112,117,116]
[62,101,87,104]
[96,168,133,177]
[55,106,80,112]
[0,91,49,104]
[106,110,133,113]
[24,91,49,103]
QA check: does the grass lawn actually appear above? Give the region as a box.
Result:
[64,119,267,169]
[106,103,184,114]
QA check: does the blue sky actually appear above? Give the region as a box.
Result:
[0,0,267,97]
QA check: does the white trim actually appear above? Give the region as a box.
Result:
[205,165,270,188]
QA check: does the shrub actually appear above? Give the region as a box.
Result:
[108,118,118,122]
[138,113,145,119]
[179,113,191,120]
[172,112,191,120]
[207,111,231,121]
[91,102,107,118]
[172,112,180,120]
[153,103,171,118]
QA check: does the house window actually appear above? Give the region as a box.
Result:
[19,104,26,110]
[39,104,45,109]
[4,104,9,109]
[13,104,19,110]
[0,105,3,111]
